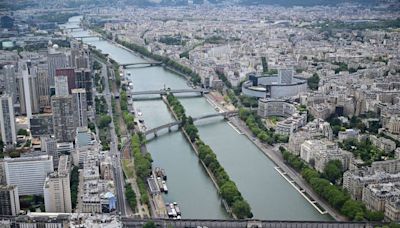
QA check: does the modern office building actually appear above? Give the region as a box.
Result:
[47,50,68,86]
[37,63,51,110]
[0,185,20,216]
[242,68,307,99]
[17,61,40,117]
[41,136,59,169]
[0,95,16,149]
[2,65,17,103]
[55,68,76,94]
[44,155,72,213]
[51,95,77,142]
[72,88,88,127]
[2,155,54,195]
[74,69,93,106]
[30,113,54,137]
[55,75,69,96]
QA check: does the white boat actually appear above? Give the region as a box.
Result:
[162,181,168,193]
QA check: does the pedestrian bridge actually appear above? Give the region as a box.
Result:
[143,111,238,137]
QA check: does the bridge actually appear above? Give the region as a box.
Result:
[73,35,102,40]
[121,62,163,69]
[132,88,209,96]
[121,218,380,228]
[143,111,238,137]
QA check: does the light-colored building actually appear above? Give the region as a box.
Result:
[300,139,352,173]
[338,129,360,142]
[0,95,16,150]
[371,159,400,174]
[362,182,400,212]
[370,135,397,153]
[343,170,400,200]
[288,119,333,155]
[72,88,88,128]
[385,197,400,221]
[51,95,77,142]
[43,156,72,213]
[17,61,40,117]
[2,155,54,195]
[387,115,400,135]
[0,185,20,216]
[55,75,69,96]
[2,65,17,104]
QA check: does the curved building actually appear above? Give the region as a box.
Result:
[242,69,307,98]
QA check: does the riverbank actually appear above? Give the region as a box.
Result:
[228,116,346,221]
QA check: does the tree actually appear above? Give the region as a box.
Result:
[17,128,29,136]
[220,181,240,205]
[232,200,253,219]
[143,221,157,228]
[323,160,343,183]
[341,199,365,220]
[307,73,320,90]
[98,115,112,128]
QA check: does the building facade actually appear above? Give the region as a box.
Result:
[72,88,88,128]
[0,185,20,216]
[2,155,54,195]
[44,170,72,213]
[51,95,77,142]
[0,95,16,149]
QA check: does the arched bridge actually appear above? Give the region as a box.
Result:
[121,62,162,69]
[144,111,238,136]
[132,88,209,96]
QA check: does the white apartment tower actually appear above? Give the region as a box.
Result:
[0,95,16,149]
[72,88,87,127]
[44,155,72,213]
[18,61,40,118]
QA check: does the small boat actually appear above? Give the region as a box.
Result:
[127,72,131,76]
[161,169,167,180]
[162,181,168,194]
[173,202,181,215]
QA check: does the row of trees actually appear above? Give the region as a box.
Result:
[70,166,79,209]
[116,39,201,85]
[130,134,152,207]
[125,183,137,211]
[239,108,289,144]
[166,93,253,219]
[280,148,384,221]
[120,90,135,130]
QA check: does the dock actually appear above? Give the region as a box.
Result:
[274,166,328,215]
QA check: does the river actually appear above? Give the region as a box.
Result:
[65,16,329,221]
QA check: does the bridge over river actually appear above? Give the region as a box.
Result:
[121,62,163,68]
[143,111,238,137]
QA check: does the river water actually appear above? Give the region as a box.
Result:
[65,16,329,220]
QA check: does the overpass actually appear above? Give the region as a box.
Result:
[121,62,163,69]
[144,111,238,137]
